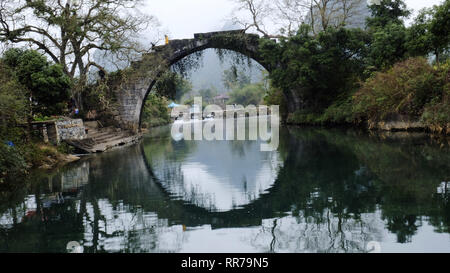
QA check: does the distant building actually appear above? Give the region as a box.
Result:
[213,94,230,106]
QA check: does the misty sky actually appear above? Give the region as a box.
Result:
[138,0,445,93]
[143,0,444,40]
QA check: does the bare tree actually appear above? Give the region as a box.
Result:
[274,0,310,36]
[308,0,366,33]
[230,0,366,37]
[230,0,277,38]
[0,0,159,108]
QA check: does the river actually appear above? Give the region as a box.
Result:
[1,121,449,253]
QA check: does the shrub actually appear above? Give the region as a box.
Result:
[421,60,450,127]
[353,57,446,122]
[229,83,265,106]
[260,25,369,112]
[57,142,75,154]
[320,94,356,124]
[286,110,322,125]
[0,144,27,184]
[264,86,288,118]
[142,93,171,128]
[0,61,28,129]
[2,49,72,116]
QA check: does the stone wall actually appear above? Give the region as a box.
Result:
[54,119,87,144]
[116,78,153,133]
[32,119,87,145]
[367,114,425,131]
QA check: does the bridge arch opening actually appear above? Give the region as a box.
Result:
[138,40,272,129]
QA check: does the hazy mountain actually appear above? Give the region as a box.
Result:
[184,49,266,94]
[182,21,266,94]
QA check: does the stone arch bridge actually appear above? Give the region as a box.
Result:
[112,30,299,132]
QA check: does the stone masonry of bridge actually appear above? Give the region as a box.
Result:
[113,30,276,132]
[113,29,307,133]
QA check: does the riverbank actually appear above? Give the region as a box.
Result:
[0,139,81,185]
[286,112,450,136]
[280,57,449,136]
[32,143,81,170]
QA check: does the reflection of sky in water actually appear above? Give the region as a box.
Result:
[151,139,283,211]
[1,126,450,253]
[2,195,450,253]
[177,214,450,253]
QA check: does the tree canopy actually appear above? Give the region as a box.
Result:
[366,0,410,29]
[0,60,27,128]
[2,48,72,116]
[407,0,450,63]
[260,25,369,111]
[0,0,157,107]
[154,71,192,103]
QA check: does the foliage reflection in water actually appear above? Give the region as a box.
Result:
[0,124,449,253]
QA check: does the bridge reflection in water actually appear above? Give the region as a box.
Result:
[0,124,449,253]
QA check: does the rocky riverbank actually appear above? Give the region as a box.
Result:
[34,143,81,170]
[367,114,450,135]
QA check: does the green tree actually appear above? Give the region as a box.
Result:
[365,0,410,70]
[0,60,27,129]
[142,93,171,128]
[0,143,27,184]
[429,0,450,63]
[155,71,192,102]
[368,23,408,70]
[264,85,288,118]
[2,48,72,116]
[407,0,450,63]
[366,0,410,29]
[407,8,436,58]
[0,0,156,108]
[260,24,369,112]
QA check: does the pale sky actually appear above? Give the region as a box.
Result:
[143,0,236,40]
[142,0,445,41]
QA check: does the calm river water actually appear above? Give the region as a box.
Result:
[1,121,449,253]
